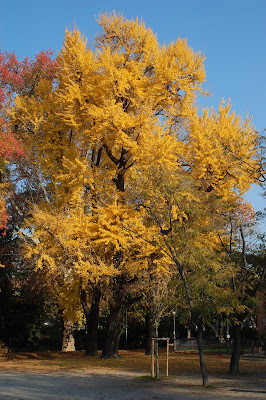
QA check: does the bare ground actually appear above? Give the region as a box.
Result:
[0,351,265,400]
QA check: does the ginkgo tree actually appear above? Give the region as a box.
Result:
[9,12,207,357]
[8,12,261,370]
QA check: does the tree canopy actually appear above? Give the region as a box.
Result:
[2,12,264,382]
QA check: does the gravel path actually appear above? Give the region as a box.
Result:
[0,370,265,400]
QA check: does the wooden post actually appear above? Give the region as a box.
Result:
[151,338,155,378]
[151,338,170,378]
[156,338,159,378]
[166,338,169,377]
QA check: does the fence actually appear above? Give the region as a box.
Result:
[242,339,266,355]
[173,337,266,355]
[173,337,219,351]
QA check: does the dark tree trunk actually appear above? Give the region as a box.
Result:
[100,146,128,359]
[177,264,209,386]
[145,310,156,355]
[230,323,242,375]
[81,286,101,356]
[101,302,125,359]
[101,273,133,359]
[196,319,208,386]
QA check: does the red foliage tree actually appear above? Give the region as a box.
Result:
[0,49,57,232]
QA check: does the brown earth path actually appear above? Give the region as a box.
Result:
[0,369,265,400]
[0,351,265,400]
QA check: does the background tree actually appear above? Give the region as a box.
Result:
[134,164,234,386]
[0,50,24,232]
[0,212,61,349]
[0,48,59,348]
[0,47,57,236]
[218,200,266,375]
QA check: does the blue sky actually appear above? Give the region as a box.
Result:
[1,0,265,222]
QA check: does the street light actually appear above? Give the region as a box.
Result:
[173,311,176,341]
[125,309,128,349]
[226,321,230,355]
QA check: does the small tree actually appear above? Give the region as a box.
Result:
[135,165,233,386]
[218,200,266,374]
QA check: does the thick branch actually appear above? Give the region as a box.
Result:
[103,144,119,165]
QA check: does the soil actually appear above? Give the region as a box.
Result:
[0,351,265,400]
[0,368,265,400]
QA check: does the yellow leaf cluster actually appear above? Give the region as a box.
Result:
[184,101,259,198]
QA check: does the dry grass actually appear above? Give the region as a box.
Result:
[1,349,265,378]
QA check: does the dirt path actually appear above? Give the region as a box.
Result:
[0,369,265,400]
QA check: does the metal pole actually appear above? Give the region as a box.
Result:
[125,309,128,349]
[173,311,176,350]
[166,339,169,377]
[226,321,230,354]
[173,311,176,339]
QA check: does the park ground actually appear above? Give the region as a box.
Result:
[0,350,265,399]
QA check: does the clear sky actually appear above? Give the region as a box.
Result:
[1,0,265,222]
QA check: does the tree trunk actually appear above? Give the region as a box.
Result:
[81,287,100,356]
[62,319,76,352]
[85,288,101,356]
[196,320,208,386]
[145,310,156,355]
[101,302,125,358]
[178,266,208,386]
[230,323,242,375]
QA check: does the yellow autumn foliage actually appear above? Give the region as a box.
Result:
[9,13,261,321]
[184,100,259,198]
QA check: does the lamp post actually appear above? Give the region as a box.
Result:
[226,321,230,355]
[125,309,128,349]
[173,311,176,342]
